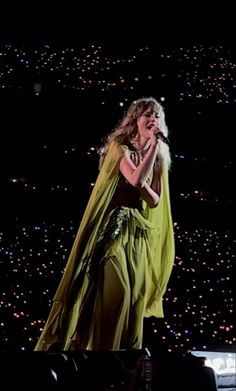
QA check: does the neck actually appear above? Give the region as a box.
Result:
[131,138,151,152]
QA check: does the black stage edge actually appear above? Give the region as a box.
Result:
[0,349,219,390]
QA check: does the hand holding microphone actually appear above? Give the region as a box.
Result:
[147,124,170,145]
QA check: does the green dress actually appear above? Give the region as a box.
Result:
[35,140,175,351]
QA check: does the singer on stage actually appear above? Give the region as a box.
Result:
[35,97,175,351]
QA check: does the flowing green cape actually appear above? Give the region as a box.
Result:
[35,140,175,350]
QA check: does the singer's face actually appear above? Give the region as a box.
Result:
[137,108,160,140]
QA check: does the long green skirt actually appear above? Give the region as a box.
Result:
[61,206,150,350]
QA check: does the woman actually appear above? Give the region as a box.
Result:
[35,97,175,351]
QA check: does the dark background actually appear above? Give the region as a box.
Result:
[0,6,235,353]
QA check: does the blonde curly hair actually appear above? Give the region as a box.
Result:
[99,97,171,170]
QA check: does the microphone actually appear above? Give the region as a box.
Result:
[147,125,170,145]
[157,131,170,145]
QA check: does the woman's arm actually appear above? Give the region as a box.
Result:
[119,148,161,208]
[119,142,159,188]
[139,181,160,208]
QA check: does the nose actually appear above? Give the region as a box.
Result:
[150,116,157,124]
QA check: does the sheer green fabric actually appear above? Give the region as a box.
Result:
[35,140,175,351]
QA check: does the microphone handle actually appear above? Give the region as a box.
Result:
[157,132,170,145]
